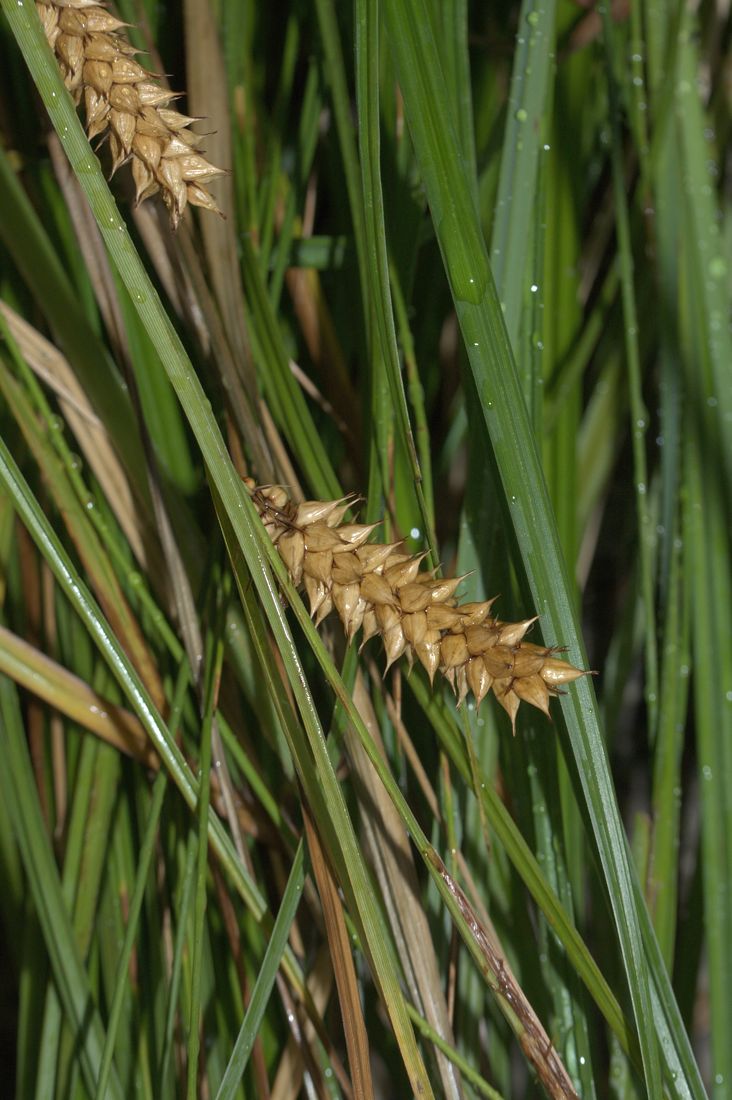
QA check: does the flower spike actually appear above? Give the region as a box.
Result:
[246,480,592,728]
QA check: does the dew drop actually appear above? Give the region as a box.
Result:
[709,256,727,279]
[439,209,488,303]
[527,10,540,25]
[409,527,421,540]
[515,108,528,123]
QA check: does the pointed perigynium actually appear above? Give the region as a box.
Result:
[36,0,224,229]
[246,481,589,733]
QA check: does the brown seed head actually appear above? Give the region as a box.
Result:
[247,482,592,733]
[37,0,225,228]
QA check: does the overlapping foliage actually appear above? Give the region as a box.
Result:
[0,1,728,1097]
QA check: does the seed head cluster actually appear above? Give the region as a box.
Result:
[247,482,588,732]
[36,0,224,228]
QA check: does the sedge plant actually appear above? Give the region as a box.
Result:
[0,1,727,1098]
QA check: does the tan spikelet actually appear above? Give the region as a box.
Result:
[37,0,225,228]
[246,481,592,733]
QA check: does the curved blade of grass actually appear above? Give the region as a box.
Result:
[405,1004,504,1100]
[379,2,700,1095]
[0,623,155,764]
[215,841,306,1100]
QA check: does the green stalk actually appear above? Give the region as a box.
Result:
[379,1,698,1095]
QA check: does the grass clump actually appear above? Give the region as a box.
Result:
[0,1,727,1098]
